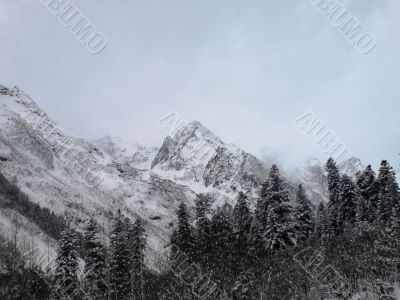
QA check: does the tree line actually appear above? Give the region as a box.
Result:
[2,158,400,299]
[164,159,400,299]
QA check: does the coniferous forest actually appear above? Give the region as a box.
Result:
[1,158,400,299]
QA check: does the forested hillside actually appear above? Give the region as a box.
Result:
[2,158,400,299]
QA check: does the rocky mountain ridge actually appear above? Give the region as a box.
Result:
[0,84,365,268]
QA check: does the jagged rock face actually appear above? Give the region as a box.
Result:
[151,122,222,177]
[151,121,271,200]
[203,147,241,188]
[151,136,186,170]
[202,148,267,192]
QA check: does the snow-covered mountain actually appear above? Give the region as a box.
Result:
[151,120,269,204]
[0,84,192,267]
[0,83,366,269]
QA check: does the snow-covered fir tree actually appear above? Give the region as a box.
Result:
[337,175,358,230]
[233,192,252,236]
[294,184,314,243]
[355,165,378,223]
[53,228,80,300]
[109,210,131,300]
[83,218,108,300]
[210,209,234,285]
[263,165,296,250]
[355,193,369,223]
[132,219,146,300]
[377,160,399,226]
[194,193,212,268]
[325,158,341,233]
[232,191,252,269]
[314,201,326,240]
[326,158,341,204]
[171,202,195,257]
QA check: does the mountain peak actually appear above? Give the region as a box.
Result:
[174,120,223,147]
[338,156,365,177]
[0,84,32,101]
[0,83,44,117]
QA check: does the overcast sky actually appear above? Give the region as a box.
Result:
[1,0,399,170]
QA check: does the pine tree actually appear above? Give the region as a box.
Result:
[314,202,326,240]
[132,219,146,300]
[109,210,131,300]
[255,179,270,225]
[169,203,197,299]
[377,160,399,227]
[233,191,252,269]
[326,158,341,205]
[294,184,314,244]
[53,228,80,300]
[325,158,341,234]
[194,194,212,268]
[233,192,252,236]
[248,213,265,259]
[355,165,378,223]
[337,175,358,230]
[263,165,296,250]
[356,194,369,224]
[249,179,270,258]
[171,202,195,257]
[83,218,108,300]
[210,209,234,288]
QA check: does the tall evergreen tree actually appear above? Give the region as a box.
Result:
[337,175,358,230]
[132,219,146,300]
[356,194,369,224]
[53,228,80,300]
[194,194,212,268]
[325,158,341,234]
[83,218,108,300]
[294,184,314,244]
[109,210,131,300]
[232,191,252,269]
[255,179,270,225]
[377,160,399,226]
[263,165,296,250]
[355,165,378,224]
[233,192,252,240]
[249,179,270,258]
[314,202,326,240]
[210,209,234,288]
[171,202,195,257]
[326,158,341,205]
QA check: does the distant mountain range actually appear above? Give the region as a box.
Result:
[0,84,365,268]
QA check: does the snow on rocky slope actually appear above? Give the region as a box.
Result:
[0,84,193,266]
[0,83,366,269]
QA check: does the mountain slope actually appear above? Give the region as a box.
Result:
[0,85,194,266]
